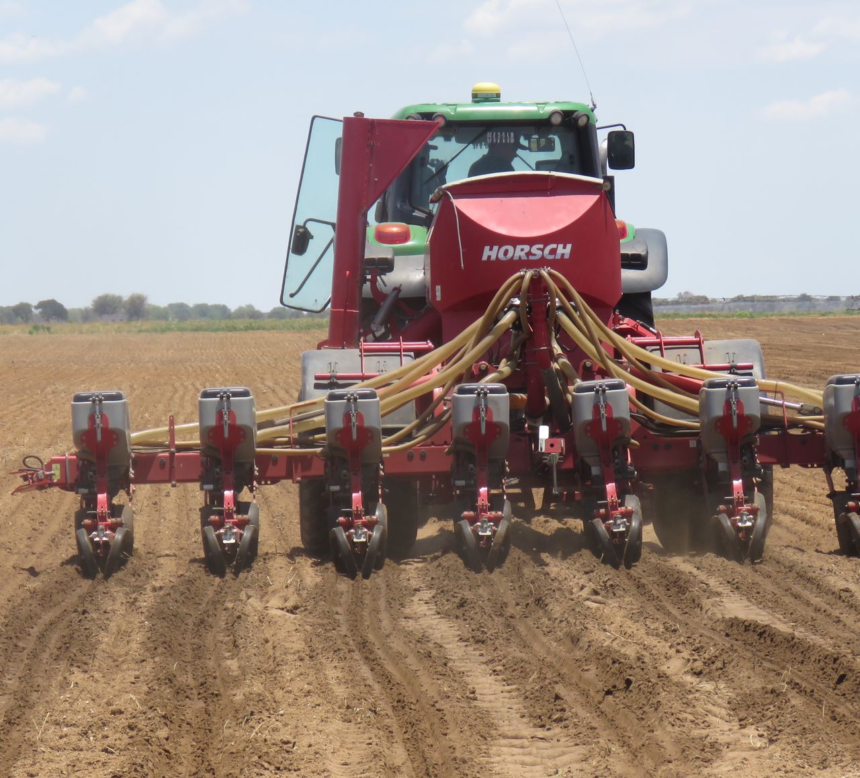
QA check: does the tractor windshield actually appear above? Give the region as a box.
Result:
[406,123,585,214]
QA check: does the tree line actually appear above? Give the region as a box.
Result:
[0,294,325,325]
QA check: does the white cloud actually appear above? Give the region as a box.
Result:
[0,0,249,63]
[0,116,48,144]
[85,0,168,46]
[761,89,851,121]
[68,86,88,104]
[427,39,476,61]
[464,0,692,38]
[813,16,860,42]
[758,34,825,63]
[0,1,25,18]
[0,77,61,110]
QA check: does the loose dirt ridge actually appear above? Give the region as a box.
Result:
[1,320,860,777]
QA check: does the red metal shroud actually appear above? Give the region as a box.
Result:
[429,173,620,340]
[327,116,440,350]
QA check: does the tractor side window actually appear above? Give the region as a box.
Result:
[281,116,342,312]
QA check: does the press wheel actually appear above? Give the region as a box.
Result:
[455,519,483,573]
[747,493,768,563]
[623,494,643,569]
[715,513,741,563]
[362,515,387,580]
[330,526,358,580]
[104,527,128,579]
[202,525,226,576]
[235,524,258,573]
[591,518,620,568]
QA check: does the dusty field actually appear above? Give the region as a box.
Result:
[1,318,860,777]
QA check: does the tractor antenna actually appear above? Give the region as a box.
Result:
[554,0,596,111]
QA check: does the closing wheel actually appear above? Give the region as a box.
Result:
[847,512,860,555]
[330,526,358,580]
[455,519,483,573]
[362,517,387,580]
[235,524,258,573]
[591,518,620,568]
[486,516,511,573]
[373,504,388,572]
[202,525,227,576]
[623,494,643,569]
[247,502,260,528]
[104,527,129,579]
[715,513,741,563]
[748,493,768,563]
[120,505,135,556]
[76,527,98,579]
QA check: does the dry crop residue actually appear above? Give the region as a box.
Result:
[1,319,860,777]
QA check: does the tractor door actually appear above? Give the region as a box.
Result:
[280,116,342,312]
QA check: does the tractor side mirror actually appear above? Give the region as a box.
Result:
[291,223,313,256]
[334,137,342,175]
[607,130,635,170]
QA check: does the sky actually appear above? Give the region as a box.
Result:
[1,0,858,310]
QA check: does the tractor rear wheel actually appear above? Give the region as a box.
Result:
[299,481,329,556]
[384,481,419,560]
[649,475,708,554]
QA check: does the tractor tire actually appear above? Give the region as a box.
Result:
[649,474,708,554]
[384,480,419,560]
[299,481,329,556]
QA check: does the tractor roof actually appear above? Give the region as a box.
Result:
[391,100,596,125]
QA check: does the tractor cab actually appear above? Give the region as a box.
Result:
[281,83,663,332]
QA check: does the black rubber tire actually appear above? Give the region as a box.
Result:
[385,481,420,560]
[591,518,620,568]
[202,525,227,576]
[104,527,128,579]
[748,493,768,563]
[836,513,857,556]
[76,527,98,579]
[299,481,328,556]
[455,519,483,573]
[715,512,741,563]
[623,494,643,569]
[649,475,707,554]
[486,516,511,573]
[119,505,135,557]
[760,465,774,534]
[362,517,386,580]
[235,524,258,573]
[847,512,860,555]
[374,504,388,571]
[330,526,357,580]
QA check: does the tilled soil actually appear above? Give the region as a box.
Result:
[1,318,860,777]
